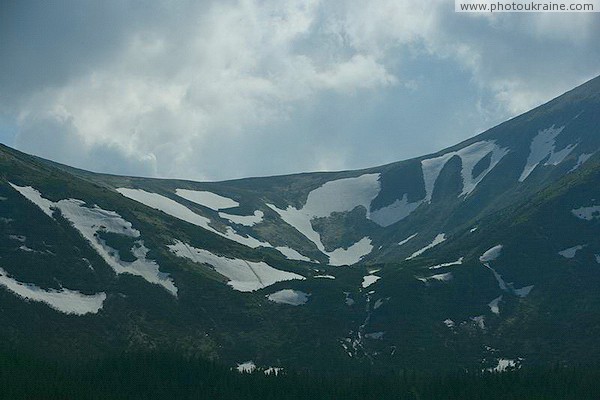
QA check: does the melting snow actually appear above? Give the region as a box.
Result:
[0,267,106,315]
[490,359,518,372]
[369,194,422,227]
[267,174,379,265]
[429,257,464,270]
[398,233,418,246]
[175,189,239,210]
[558,245,585,258]
[418,272,453,283]
[267,289,310,305]
[406,233,446,260]
[168,240,303,292]
[595,254,600,264]
[519,125,576,182]
[218,210,264,226]
[421,140,509,202]
[472,315,486,330]
[364,332,385,340]
[11,184,177,295]
[514,285,534,298]
[117,188,270,248]
[275,246,312,262]
[488,296,502,315]
[344,292,355,306]
[443,319,455,328]
[236,361,256,373]
[480,245,503,262]
[264,367,283,376]
[362,275,380,288]
[571,205,600,221]
[569,153,594,172]
[314,275,335,279]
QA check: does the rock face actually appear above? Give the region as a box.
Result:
[0,75,599,372]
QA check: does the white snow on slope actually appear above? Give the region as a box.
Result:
[421,140,509,202]
[490,359,518,372]
[117,188,270,248]
[0,267,106,315]
[569,153,593,172]
[519,125,576,182]
[236,361,256,373]
[513,285,534,298]
[10,184,177,295]
[314,275,335,279]
[267,174,379,265]
[443,319,455,328]
[571,205,600,221]
[483,263,533,298]
[429,257,464,270]
[175,189,239,210]
[398,233,418,246]
[327,238,373,266]
[219,210,264,227]
[596,254,600,264]
[267,289,310,305]
[168,240,303,292]
[369,194,422,227]
[275,246,312,262]
[364,332,385,340]
[488,296,502,315]
[406,233,446,260]
[558,245,585,259]
[480,245,503,262]
[417,272,453,283]
[362,274,380,288]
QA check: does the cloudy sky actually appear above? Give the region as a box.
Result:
[1,1,599,181]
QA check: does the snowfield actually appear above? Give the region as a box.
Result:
[168,240,304,292]
[267,289,310,305]
[267,174,379,265]
[175,189,239,210]
[398,233,418,246]
[275,246,313,262]
[488,296,502,315]
[519,125,575,182]
[0,267,106,315]
[406,233,446,260]
[11,184,177,295]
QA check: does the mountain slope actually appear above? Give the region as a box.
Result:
[0,75,599,372]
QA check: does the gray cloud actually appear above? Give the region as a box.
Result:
[1,0,599,180]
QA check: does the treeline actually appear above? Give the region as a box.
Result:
[0,352,599,399]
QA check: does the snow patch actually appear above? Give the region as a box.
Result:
[443,319,455,328]
[571,205,600,221]
[275,246,312,262]
[364,332,384,340]
[489,359,518,372]
[362,275,380,288]
[421,140,509,202]
[369,194,422,227]
[0,267,106,315]
[117,188,270,248]
[175,189,238,210]
[558,245,585,258]
[417,272,453,283]
[267,174,380,265]
[480,245,503,262]
[429,257,464,270]
[168,240,303,292]
[314,275,335,279]
[519,125,575,182]
[218,210,263,226]
[267,289,310,305]
[406,233,446,260]
[236,361,256,373]
[398,233,418,246]
[488,296,502,315]
[11,184,176,295]
[569,153,594,172]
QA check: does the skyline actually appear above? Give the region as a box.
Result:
[1,0,599,181]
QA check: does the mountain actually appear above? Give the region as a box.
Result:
[1,76,599,373]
